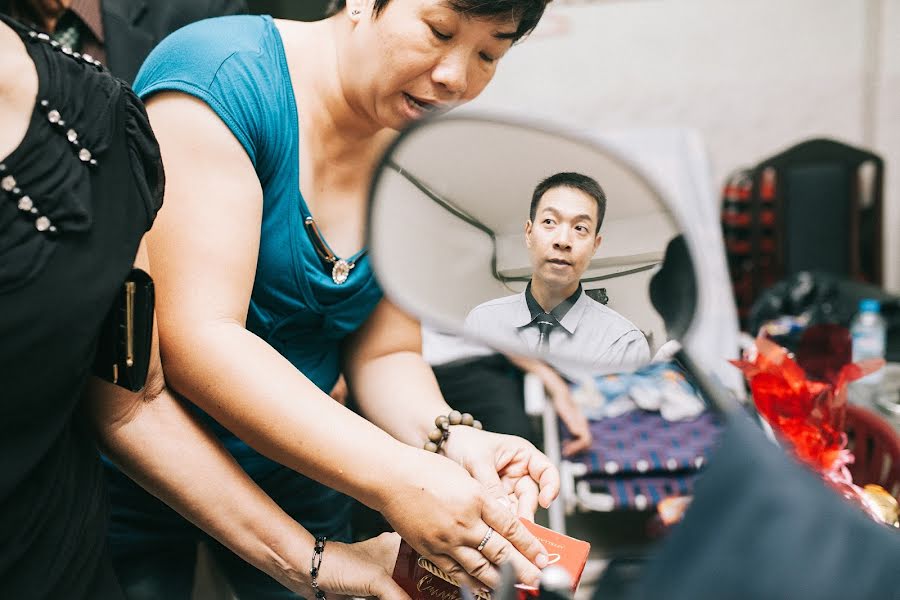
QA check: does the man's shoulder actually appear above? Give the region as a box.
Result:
[465,294,524,330]
[102,0,249,83]
[468,293,522,316]
[104,0,247,35]
[159,0,248,25]
[580,298,643,335]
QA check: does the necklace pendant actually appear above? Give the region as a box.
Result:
[332,259,353,285]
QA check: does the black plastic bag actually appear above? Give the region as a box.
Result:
[749,271,900,361]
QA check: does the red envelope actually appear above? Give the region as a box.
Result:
[391,519,591,600]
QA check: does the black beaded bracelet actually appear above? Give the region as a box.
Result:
[424,410,483,453]
[310,536,327,600]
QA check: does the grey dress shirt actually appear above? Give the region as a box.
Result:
[464,287,651,371]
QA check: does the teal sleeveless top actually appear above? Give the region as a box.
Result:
[134,15,383,407]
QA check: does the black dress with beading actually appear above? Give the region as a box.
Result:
[0,14,163,598]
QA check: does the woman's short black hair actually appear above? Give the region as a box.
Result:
[329,0,550,42]
[530,172,607,233]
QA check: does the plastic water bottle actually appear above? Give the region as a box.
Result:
[850,298,886,403]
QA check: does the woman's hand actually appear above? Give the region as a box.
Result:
[378,448,550,594]
[300,533,408,600]
[442,427,560,520]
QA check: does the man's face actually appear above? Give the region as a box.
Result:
[525,186,602,290]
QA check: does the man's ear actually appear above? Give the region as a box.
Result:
[525,220,533,248]
[593,233,602,252]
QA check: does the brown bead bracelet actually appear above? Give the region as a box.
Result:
[424,410,483,453]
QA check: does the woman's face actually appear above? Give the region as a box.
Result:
[345,0,518,130]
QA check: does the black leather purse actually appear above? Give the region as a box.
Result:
[91,268,154,392]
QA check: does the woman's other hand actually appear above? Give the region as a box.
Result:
[379,449,550,594]
[442,427,560,520]
[306,533,408,600]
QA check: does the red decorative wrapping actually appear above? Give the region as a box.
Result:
[731,335,887,521]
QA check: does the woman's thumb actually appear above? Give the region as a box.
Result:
[374,532,402,560]
[366,533,409,600]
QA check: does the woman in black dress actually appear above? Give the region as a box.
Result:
[0,13,403,599]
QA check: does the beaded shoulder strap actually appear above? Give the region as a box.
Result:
[0,19,106,236]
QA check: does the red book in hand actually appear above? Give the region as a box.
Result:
[391,519,591,600]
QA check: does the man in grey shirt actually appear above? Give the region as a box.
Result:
[465,172,651,371]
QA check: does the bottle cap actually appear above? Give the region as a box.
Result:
[860,298,881,313]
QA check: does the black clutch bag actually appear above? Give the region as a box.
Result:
[92,268,155,392]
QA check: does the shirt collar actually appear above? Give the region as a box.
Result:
[525,281,582,320]
[519,282,585,334]
[69,0,105,43]
[558,290,590,334]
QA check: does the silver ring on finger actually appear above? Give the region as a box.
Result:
[476,527,494,552]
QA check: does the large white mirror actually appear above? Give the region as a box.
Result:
[369,115,684,375]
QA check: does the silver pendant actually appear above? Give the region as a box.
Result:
[332,259,354,285]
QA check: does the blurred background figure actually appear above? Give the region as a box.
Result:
[0,0,247,83]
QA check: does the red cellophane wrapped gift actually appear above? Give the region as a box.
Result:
[731,331,887,522]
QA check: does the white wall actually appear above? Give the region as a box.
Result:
[471,0,900,290]
[876,0,900,291]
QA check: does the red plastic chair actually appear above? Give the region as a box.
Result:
[845,404,900,501]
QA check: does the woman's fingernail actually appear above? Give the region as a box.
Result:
[536,553,549,568]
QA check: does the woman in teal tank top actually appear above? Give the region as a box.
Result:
[106,2,559,598]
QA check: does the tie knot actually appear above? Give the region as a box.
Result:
[536,313,559,331]
[535,313,559,352]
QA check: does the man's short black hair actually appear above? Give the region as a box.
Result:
[530,172,607,233]
[329,0,549,42]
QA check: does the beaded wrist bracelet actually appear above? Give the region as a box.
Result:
[310,536,327,600]
[424,410,483,453]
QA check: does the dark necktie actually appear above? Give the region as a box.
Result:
[535,314,558,352]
